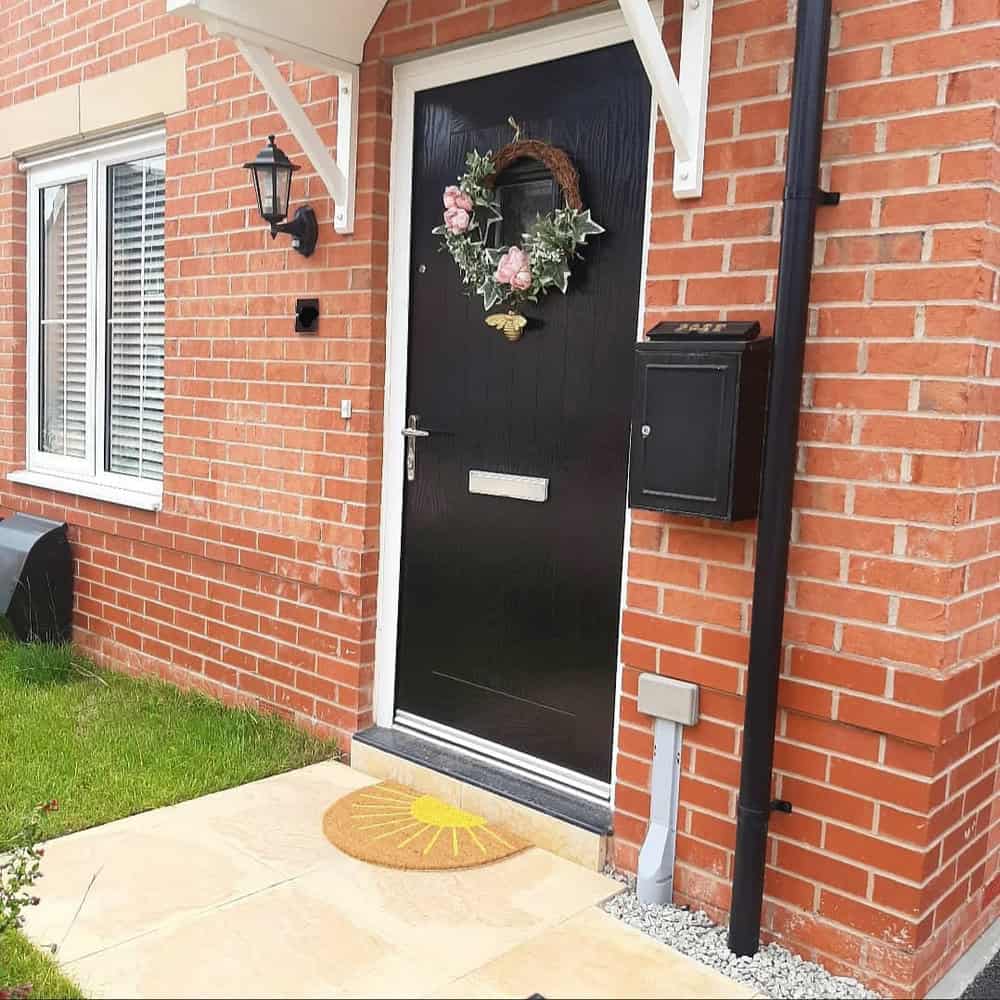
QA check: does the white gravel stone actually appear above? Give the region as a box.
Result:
[602,871,882,999]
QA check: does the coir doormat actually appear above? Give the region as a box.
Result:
[323,781,530,871]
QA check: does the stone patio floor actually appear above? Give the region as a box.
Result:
[23,761,755,999]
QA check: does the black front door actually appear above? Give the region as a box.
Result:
[395,44,651,784]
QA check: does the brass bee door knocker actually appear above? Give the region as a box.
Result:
[485,311,528,342]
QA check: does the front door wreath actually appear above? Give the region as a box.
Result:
[433,128,604,341]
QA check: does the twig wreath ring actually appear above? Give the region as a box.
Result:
[433,123,604,341]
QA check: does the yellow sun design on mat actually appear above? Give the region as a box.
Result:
[352,785,514,857]
[323,781,530,870]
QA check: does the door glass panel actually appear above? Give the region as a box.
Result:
[492,162,560,248]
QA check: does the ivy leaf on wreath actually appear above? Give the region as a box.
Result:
[522,207,605,300]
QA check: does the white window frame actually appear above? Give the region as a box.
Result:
[18,129,166,511]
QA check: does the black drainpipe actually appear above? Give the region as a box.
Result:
[728,0,836,957]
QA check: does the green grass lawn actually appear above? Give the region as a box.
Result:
[0,638,339,996]
[0,640,338,844]
[0,933,85,1000]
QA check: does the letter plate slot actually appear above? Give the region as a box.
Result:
[469,471,548,503]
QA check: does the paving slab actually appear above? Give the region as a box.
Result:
[432,908,756,1000]
[23,760,754,1000]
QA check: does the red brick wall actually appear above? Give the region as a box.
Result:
[610,1,999,995]
[0,1,996,997]
[0,0,381,741]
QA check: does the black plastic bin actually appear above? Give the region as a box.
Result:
[0,514,73,643]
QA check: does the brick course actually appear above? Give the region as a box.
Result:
[0,1,996,996]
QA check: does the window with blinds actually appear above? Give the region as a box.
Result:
[39,180,89,459]
[26,132,166,503]
[107,156,166,481]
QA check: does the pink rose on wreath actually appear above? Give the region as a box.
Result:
[443,185,474,212]
[495,246,532,292]
[443,206,471,234]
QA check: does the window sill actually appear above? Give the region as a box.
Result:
[7,470,163,512]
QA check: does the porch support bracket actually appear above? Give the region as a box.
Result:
[235,41,358,235]
[167,2,360,234]
[617,0,714,199]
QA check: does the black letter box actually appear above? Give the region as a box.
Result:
[0,514,73,643]
[629,335,771,521]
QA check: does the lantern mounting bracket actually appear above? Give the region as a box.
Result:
[617,0,714,199]
[272,205,319,257]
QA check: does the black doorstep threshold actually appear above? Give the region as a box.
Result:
[353,725,613,836]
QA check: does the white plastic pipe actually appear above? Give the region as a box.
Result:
[637,716,683,904]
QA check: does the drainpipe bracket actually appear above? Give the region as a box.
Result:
[736,798,771,824]
[782,189,840,204]
[770,799,793,814]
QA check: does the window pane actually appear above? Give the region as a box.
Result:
[39,180,88,459]
[107,156,165,482]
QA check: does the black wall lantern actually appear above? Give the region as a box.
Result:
[243,135,318,257]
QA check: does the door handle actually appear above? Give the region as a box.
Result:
[403,415,430,482]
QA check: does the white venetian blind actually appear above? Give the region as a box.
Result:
[107,156,166,482]
[39,180,89,459]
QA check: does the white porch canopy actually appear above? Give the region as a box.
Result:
[165,0,713,234]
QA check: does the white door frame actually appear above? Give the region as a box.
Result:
[373,6,660,795]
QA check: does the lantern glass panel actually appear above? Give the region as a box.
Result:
[256,163,293,223]
[249,168,264,218]
[258,165,273,218]
[277,165,292,221]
